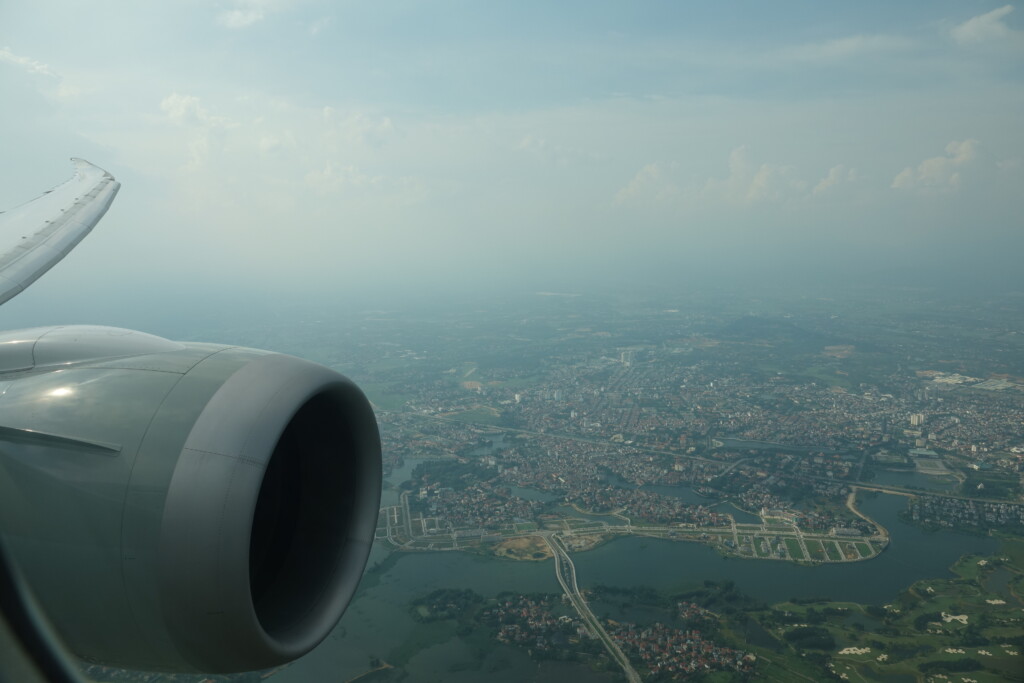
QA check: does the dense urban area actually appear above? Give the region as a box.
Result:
[85,286,1024,682]
[346,287,1022,682]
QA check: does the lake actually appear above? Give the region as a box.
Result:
[868,469,959,493]
[573,492,995,605]
[273,491,997,682]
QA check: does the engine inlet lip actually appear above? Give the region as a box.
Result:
[248,384,378,642]
[159,353,381,673]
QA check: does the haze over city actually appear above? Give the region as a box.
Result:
[2,1,1023,326]
[3,4,1024,682]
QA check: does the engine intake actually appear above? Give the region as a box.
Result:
[0,327,382,672]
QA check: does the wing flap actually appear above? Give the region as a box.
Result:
[0,159,120,305]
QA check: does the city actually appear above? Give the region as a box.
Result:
[323,286,1023,682]
[75,288,1024,682]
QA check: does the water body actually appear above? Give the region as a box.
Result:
[509,485,559,503]
[644,484,762,524]
[275,551,595,683]
[868,469,959,493]
[382,436,522,507]
[643,484,709,504]
[279,493,996,682]
[573,493,996,606]
[381,457,445,506]
[717,502,761,525]
[361,448,996,680]
[551,504,623,525]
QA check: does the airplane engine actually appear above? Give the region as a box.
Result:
[0,325,382,673]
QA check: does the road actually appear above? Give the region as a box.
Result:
[401,490,414,539]
[380,505,885,562]
[543,532,642,683]
[847,487,889,538]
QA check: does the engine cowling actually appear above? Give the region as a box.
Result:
[0,325,381,672]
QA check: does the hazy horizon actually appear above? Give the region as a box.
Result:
[2,1,1022,319]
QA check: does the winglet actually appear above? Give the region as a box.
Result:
[0,159,120,306]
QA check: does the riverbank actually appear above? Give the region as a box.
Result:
[272,493,1005,683]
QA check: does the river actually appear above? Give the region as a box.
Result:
[273,489,997,682]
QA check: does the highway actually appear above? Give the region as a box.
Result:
[543,532,642,683]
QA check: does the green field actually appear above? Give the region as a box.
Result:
[996,532,1024,568]
[753,538,774,558]
[784,538,805,560]
[788,545,1024,682]
[823,541,842,561]
[961,470,1021,500]
[805,539,826,561]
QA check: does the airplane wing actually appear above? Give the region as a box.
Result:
[0,159,381,675]
[0,159,119,305]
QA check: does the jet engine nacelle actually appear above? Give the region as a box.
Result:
[0,325,382,673]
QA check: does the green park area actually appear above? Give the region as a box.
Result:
[737,538,1024,682]
[783,538,805,560]
[805,539,826,561]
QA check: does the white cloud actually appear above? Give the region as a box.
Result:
[0,46,82,100]
[517,133,603,167]
[217,0,287,29]
[160,93,234,128]
[0,46,57,77]
[892,139,978,191]
[258,134,283,155]
[617,148,856,210]
[614,162,680,206]
[813,165,857,195]
[775,34,915,63]
[145,90,422,216]
[2,3,1021,293]
[321,107,396,147]
[157,94,239,172]
[951,5,1018,45]
[703,146,808,204]
[308,16,332,36]
[161,93,205,124]
[304,162,382,191]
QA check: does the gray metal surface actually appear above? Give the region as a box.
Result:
[0,327,382,672]
[0,160,119,305]
[160,353,381,671]
[0,327,185,373]
[0,165,383,674]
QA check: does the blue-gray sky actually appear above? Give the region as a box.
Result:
[1,1,1022,315]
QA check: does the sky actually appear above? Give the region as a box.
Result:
[1,1,1022,324]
